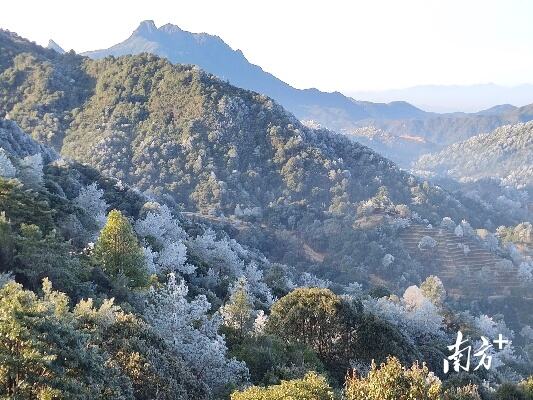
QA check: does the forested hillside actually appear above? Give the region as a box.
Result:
[2,28,524,289]
[414,122,533,189]
[1,120,532,399]
[83,20,428,130]
[363,105,533,148]
[77,20,533,169]
[1,27,533,399]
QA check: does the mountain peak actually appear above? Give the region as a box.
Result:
[159,23,184,34]
[82,20,428,131]
[134,20,158,36]
[47,39,65,54]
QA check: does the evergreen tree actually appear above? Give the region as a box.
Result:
[93,209,147,288]
[0,279,132,399]
[221,277,254,339]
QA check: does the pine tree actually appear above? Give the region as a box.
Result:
[221,277,254,339]
[93,210,147,287]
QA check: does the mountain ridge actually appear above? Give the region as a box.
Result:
[350,83,533,113]
[79,21,533,165]
[2,28,520,288]
[413,121,533,189]
[83,20,429,129]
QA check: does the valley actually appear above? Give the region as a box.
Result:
[0,17,531,400]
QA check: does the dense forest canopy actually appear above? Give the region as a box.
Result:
[414,122,533,189]
[0,28,532,399]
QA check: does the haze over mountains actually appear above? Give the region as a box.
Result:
[76,20,533,168]
[350,83,533,113]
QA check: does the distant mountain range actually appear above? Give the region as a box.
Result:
[81,20,428,131]
[76,21,533,167]
[350,84,533,113]
[364,103,533,148]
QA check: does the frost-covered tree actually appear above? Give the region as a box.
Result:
[253,310,268,335]
[135,203,186,243]
[391,217,410,229]
[0,272,14,288]
[472,314,517,373]
[158,241,188,270]
[0,150,16,178]
[344,282,364,299]
[73,182,108,229]
[460,220,475,237]
[19,153,43,186]
[520,325,533,340]
[189,228,245,278]
[507,243,523,265]
[135,203,193,275]
[364,289,445,342]
[242,263,274,307]
[299,272,331,289]
[142,246,158,273]
[403,285,426,309]
[145,274,249,393]
[518,262,532,281]
[418,235,437,251]
[382,253,394,268]
[483,233,500,252]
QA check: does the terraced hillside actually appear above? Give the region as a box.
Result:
[400,225,526,299]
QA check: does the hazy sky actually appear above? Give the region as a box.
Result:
[2,0,533,92]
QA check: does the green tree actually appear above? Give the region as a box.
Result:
[351,313,419,366]
[14,223,91,300]
[230,334,326,386]
[0,279,131,399]
[93,209,147,287]
[494,383,529,400]
[265,288,359,382]
[266,288,355,358]
[0,178,53,231]
[344,356,441,400]
[221,277,254,340]
[230,372,335,400]
[420,275,446,307]
[0,212,14,270]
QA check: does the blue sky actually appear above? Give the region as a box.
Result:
[1,0,532,92]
